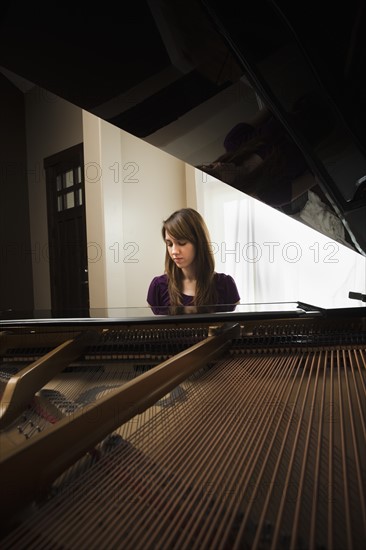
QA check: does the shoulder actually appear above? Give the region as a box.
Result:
[214,273,240,302]
[147,274,169,306]
[149,274,168,288]
[214,272,236,285]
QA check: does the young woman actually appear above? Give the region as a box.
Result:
[147,208,240,315]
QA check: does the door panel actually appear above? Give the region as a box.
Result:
[44,143,89,316]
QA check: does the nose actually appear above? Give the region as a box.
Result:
[171,242,180,255]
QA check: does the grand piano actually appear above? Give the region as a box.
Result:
[0,2,365,549]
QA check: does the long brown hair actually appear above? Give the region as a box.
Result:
[162,208,217,310]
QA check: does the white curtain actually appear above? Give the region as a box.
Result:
[195,170,366,309]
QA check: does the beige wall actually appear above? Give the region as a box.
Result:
[25,87,83,310]
[120,131,187,308]
[83,112,188,310]
[25,89,192,312]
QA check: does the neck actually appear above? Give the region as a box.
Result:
[182,266,196,281]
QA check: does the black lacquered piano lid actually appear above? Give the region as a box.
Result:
[0,0,365,254]
[0,302,365,328]
[200,0,366,254]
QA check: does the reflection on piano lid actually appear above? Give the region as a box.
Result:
[0,0,365,253]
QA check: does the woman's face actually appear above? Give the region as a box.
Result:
[165,230,196,271]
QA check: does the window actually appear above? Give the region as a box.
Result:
[195,169,366,309]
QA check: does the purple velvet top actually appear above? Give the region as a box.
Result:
[147,273,240,315]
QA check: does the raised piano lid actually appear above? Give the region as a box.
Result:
[0,0,365,254]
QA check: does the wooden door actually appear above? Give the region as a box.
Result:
[44,143,89,317]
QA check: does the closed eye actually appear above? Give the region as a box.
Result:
[165,240,188,247]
